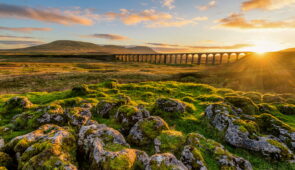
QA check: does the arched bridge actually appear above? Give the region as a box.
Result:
[115,52,253,65]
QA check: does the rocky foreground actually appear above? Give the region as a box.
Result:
[0,80,295,169]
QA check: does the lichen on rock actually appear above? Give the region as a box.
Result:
[115,105,150,133]
[127,116,169,146]
[3,124,77,169]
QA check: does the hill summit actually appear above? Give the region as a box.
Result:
[9,40,157,55]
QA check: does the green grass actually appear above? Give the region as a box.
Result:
[0,81,294,169]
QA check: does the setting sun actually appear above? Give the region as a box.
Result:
[243,40,285,53]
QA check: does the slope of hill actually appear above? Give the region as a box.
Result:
[1,40,157,55]
[281,48,295,52]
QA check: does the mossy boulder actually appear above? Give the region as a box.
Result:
[128,116,169,146]
[147,153,187,170]
[243,92,262,104]
[66,107,92,127]
[180,145,207,170]
[78,121,149,169]
[154,130,186,154]
[36,104,66,126]
[0,152,12,168]
[263,94,285,103]
[153,98,189,118]
[196,94,224,102]
[3,124,77,169]
[95,97,130,118]
[100,149,149,170]
[71,84,90,96]
[258,103,278,114]
[225,96,258,115]
[3,96,32,114]
[186,133,252,170]
[277,104,295,115]
[115,105,150,133]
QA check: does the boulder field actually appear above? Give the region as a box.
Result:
[0,80,294,169]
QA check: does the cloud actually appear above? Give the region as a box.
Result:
[146,16,208,28]
[82,34,130,40]
[0,35,44,49]
[216,13,295,29]
[104,9,207,28]
[146,42,180,47]
[0,3,93,25]
[147,42,253,53]
[190,44,254,50]
[105,9,172,25]
[162,0,175,9]
[197,1,217,11]
[241,0,295,11]
[0,26,52,33]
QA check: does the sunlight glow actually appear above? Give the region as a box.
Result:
[243,40,285,53]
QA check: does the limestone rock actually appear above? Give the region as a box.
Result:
[128,116,169,146]
[0,152,13,168]
[4,96,32,111]
[3,124,77,169]
[146,153,188,170]
[115,105,150,133]
[225,96,258,115]
[277,104,295,115]
[180,145,207,170]
[0,138,4,150]
[78,121,149,169]
[154,98,186,113]
[95,97,130,118]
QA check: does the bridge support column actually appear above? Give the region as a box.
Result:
[219,55,223,64]
[205,55,209,64]
[197,55,201,65]
[185,54,188,64]
[212,55,216,65]
[192,54,195,64]
[164,54,167,64]
[228,54,231,63]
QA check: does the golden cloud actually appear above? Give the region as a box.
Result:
[197,1,217,11]
[216,13,295,29]
[242,0,295,11]
[82,34,130,40]
[0,3,93,25]
[0,26,52,33]
[162,0,175,9]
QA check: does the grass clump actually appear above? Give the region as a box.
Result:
[155,130,186,154]
[225,96,258,115]
[277,104,295,115]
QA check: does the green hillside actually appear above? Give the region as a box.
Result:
[1,40,157,55]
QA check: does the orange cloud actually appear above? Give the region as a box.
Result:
[105,9,172,25]
[241,0,295,11]
[82,34,130,40]
[162,0,175,9]
[197,1,217,11]
[216,13,295,29]
[147,16,208,28]
[0,26,52,33]
[0,3,93,25]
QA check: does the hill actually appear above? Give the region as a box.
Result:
[1,40,157,55]
[281,48,295,52]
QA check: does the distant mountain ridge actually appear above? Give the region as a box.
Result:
[3,40,157,54]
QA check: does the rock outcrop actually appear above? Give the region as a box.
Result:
[205,104,295,161]
[3,124,77,169]
[128,116,169,146]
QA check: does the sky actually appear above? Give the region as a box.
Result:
[0,0,295,52]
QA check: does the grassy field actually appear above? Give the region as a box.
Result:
[0,52,295,94]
